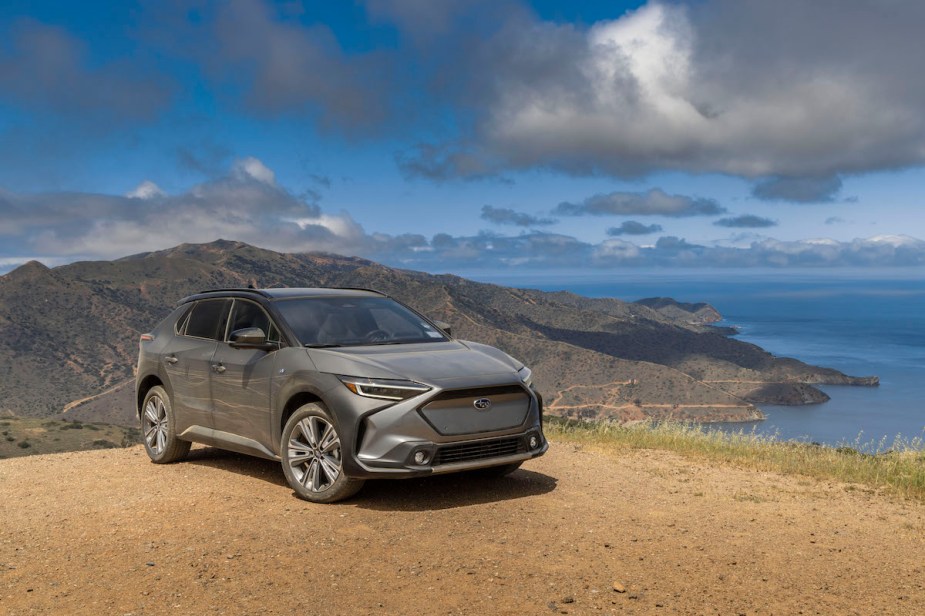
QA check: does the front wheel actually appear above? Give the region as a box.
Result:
[141,385,191,463]
[281,403,365,503]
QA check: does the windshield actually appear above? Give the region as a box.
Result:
[275,296,448,347]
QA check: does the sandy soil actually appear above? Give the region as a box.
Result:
[1,442,923,615]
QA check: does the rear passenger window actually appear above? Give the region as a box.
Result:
[174,305,193,335]
[185,300,232,340]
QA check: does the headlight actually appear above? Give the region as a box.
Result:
[337,375,431,401]
[517,366,533,387]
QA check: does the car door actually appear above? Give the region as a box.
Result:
[209,299,280,456]
[163,298,231,434]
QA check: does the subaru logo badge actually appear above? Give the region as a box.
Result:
[473,398,492,410]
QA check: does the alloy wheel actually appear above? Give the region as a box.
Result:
[287,416,342,492]
[143,394,168,455]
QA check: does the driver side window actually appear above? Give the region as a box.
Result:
[227,300,277,343]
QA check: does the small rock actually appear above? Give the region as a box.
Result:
[562,596,575,604]
[146,562,155,567]
[612,581,626,593]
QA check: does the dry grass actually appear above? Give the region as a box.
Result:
[545,417,925,501]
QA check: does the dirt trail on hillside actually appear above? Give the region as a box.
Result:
[2,443,923,615]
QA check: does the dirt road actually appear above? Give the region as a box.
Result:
[2,442,923,615]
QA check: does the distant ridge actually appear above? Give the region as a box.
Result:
[0,240,876,425]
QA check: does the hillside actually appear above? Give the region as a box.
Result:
[0,416,138,460]
[0,240,876,426]
[1,443,922,614]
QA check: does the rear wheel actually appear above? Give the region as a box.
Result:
[281,403,365,503]
[141,385,191,463]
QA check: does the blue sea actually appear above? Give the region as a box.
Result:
[462,269,925,449]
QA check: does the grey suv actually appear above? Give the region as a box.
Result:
[135,288,547,502]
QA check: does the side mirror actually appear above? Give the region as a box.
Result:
[229,327,269,349]
[433,320,452,337]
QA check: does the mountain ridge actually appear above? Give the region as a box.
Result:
[0,240,877,426]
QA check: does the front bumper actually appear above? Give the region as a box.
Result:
[335,377,547,480]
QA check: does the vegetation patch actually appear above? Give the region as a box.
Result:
[545,417,925,501]
[0,418,141,459]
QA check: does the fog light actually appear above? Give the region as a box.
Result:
[529,435,540,450]
[414,451,429,465]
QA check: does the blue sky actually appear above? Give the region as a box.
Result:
[2,0,925,273]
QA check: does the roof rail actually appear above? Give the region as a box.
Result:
[193,288,273,298]
[177,286,387,306]
[328,286,388,296]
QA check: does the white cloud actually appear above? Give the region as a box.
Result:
[400,1,925,184]
[126,180,165,200]
[232,156,276,185]
[3,159,924,271]
[1,158,358,260]
[592,239,641,262]
[555,188,725,217]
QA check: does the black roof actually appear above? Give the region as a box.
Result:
[178,287,386,305]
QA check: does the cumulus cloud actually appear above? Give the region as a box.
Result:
[232,157,276,185]
[555,189,725,217]
[3,157,924,273]
[0,18,172,120]
[752,176,843,203]
[480,205,555,227]
[395,1,925,184]
[126,181,166,200]
[0,157,360,260]
[714,215,777,229]
[592,238,641,263]
[144,0,400,134]
[378,233,925,270]
[607,221,663,236]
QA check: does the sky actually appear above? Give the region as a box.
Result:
[2,0,925,275]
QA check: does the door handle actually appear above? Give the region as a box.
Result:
[212,364,226,374]
[164,356,178,365]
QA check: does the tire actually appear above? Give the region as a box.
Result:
[141,385,191,463]
[469,461,523,478]
[281,403,365,503]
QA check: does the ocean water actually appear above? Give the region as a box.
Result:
[462,269,925,448]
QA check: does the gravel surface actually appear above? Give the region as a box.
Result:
[2,442,923,615]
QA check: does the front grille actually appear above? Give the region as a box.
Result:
[425,384,525,404]
[419,384,531,436]
[433,437,525,465]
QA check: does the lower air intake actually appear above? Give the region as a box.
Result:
[433,437,525,465]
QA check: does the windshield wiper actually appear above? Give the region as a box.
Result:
[304,343,343,348]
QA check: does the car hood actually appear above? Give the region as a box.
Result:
[306,340,522,385]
